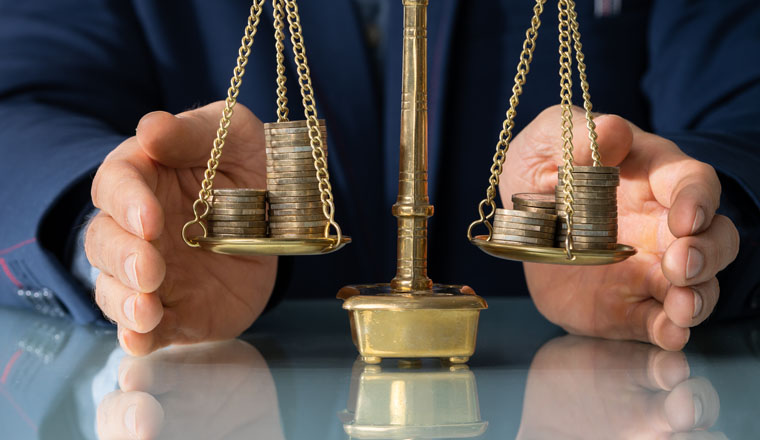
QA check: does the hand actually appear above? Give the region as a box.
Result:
[96,340,284,439]
[517,336,725,439]
[499,105,740,350]
[86,102,277,356]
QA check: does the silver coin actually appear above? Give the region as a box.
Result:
[555,191,617,201]
[560,216,618,225]
[269,220,328,228]
[209,227,269,234]
[266,134,327,142]
[267,167,316,174]
[266,176,320,184]
[492,221,556,233]
[268,214,326,222]
[558,228,617,237]
[511,193,556,208]
[269,228,326,235]
[206,214,266,221]
[269,209,324,217]
[555,185,617,195]
[492,215,557,227]
[267,172,318,180]
[210,208,267,215]
[491,228,555,239]
[568,179,619,187]
[513,205,557,215]
[565,165,620,174]
[212,202,266,210]
[267,152,324,161]
[264,119,326,130]
[268,196,323,203]
[209,195,267,202]
[555,199,618,207]
[493,208,557,221]
[559,222,617,231]
[269,201,324,210]
[208,221,269,228]
[558,172,620,182]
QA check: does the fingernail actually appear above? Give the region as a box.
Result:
[686,247,704,280]
[124,404,137,437]
[692,289,703,318]
[693,395,703,427]
[691,207,705,235]
[127,207,144,238]
[124,254,139,290]
[123,295,137,324]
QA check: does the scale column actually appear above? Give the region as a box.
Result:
[391,0,434,293]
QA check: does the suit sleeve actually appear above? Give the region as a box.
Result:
[0,0,161,323]
[644,0,760,320]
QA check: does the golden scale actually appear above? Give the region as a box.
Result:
[181,0,636,366]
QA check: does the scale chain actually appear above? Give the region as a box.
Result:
[182,0,266,247]
[466,0,546,241]
[273,0,290,122]
[284,0,342,244]
[558,0,577,259]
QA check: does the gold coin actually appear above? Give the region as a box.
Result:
[268,196,323,204]
[209,227,268,234]
[513,205,557,215]
[492,215,556,227]
[266,134,327,143]
[555,234,617,243]
[567,179,619,187]
[493,208,557,221]
[267,171,317,180]
[491,228,555,239]
[268,214,326,222]
[209,197,267,205]
[491,221,556,233]
[265,146,316,154]
[555,191,617,201]
[565,165,619,174]
[212,188,267,196]
[560,222,617,231]
[266,166,316,173]
[555,185,617,195]
[267,152,324,161]
[269,209,324,217]
[210,208,267,215]
[208,221,268,228]
[212,202,266,210]
[266,176,320,184]
[491,234,554,246]
[269,220,328,229]
[206,214,266,221]
[269,202,324,210]
[511,193,556,208]
[264,119,326,130]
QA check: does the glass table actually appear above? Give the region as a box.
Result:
[0,298,757,439]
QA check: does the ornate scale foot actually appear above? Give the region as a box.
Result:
[362,356,382,365]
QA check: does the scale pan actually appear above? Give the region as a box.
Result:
[471,235,635,266]
[195,236,351,256]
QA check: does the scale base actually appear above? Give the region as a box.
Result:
[471,235,636,265]
[195,235,350,256]
[337,284,487,364]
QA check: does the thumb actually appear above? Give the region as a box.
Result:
[569,111,632,168]
[136,101,264,169]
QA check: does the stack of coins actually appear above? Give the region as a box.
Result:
[491,208,557,247]
[512,193,557,216]
[264,120,329,239]
[554,166,619,250]
[207,188,267,238]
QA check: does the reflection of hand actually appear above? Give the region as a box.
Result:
[85,102,277,356]
[96,340,284,440]
[499,106,739,350]
[517,336,724,439]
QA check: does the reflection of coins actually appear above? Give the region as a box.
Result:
[492,228,555,239]
[512,193,555,209]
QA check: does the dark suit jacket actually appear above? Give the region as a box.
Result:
[0,0,759,324]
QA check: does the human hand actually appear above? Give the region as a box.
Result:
[499,105,739,350]
[86,102,277,356]
[96,340,284,439]
[517,336,724,439]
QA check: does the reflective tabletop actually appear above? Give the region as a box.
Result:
[1,298,758,439]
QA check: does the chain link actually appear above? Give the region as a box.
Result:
[558,0,576,259]
[567,0,601,167]
[284,0,342,245]
[467,0,546,241]
[182,0,266,247]
[273,0,290,122]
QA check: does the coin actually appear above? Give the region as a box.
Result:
[269,228,326,234]
[491,234,554,246]
[567,179,619,187]
[269,201,324,210]
[209,195,267,203]
[492,221,556,233]
[267,166,316,174]
[267,171,318,180]
[209,233,267,238]
[558,228,617,237]
[267,152,323,161]
[511,193,556,208]
[555,191,617,201]
[266,176,320,184]
[492,216,556,227]
[563,242,618,250]
[268,214,326,222]
[555,185,617,195]
[212,189,266,196]
[494,208,557,221]
[566,165,619,174]
[264,120,326,131]
[206,214,265,221]
[554,198,617,206]
[269,220,328,228]
[558,172,620,182]
[491,228,555,239]
[270,209,324,218]
[209,227,268,235]
[208,221,269,228]
[211,203,266,210]
[555,234,617,243]
[210,208,267,215]
[559,222,617,231]
[559,216,618,225]
[266,134,327,143]
[512,205,557,215]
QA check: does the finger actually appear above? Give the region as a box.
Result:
[629,299,690,351]
[85,213,166,293]
[136,102,264,169]
[118,321,171,357]
[97,390,164,440]
[645,348,691,391]
[664,278,720,328]
[91,142,164,240]
[95,274,163,333]
[661,215,739,286]
[569,112,633,168]
[665,377,721,432]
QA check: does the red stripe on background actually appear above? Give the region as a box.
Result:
[0,258,23,288]
[0,238,36,256]
[1,349,22,384]
[0,386,38,432]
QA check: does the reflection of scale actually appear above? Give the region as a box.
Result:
[181,0,636,362]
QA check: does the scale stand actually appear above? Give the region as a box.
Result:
[338,0,487,365]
